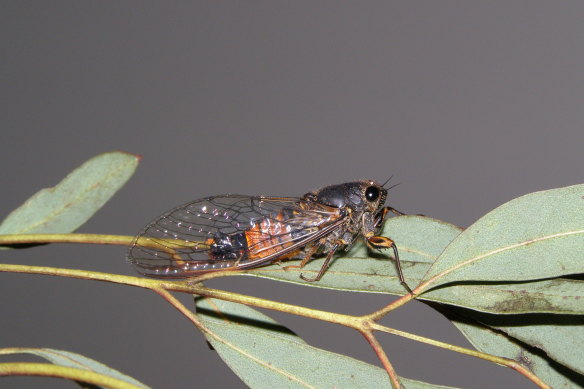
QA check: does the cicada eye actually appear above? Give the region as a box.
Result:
[365,186,380,202]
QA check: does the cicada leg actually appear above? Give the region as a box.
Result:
[283,243,321,271]
[283,241,336,282]
[299,242,341,282]
[367,236,413,294]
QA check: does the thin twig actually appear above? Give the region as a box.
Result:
[0,233,133,246]
[0,362,145,389]
[370,323,550,389]
[360,330,403,389]
[0,258,551,388]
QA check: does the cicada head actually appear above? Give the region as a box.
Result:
[313,180,387,213]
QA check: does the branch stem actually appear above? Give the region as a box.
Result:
[361,330,403,389]
[1,253,551,388]
[0,362,144,389]
[0,233,132,246]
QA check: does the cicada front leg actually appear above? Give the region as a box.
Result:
[367,235,412,294]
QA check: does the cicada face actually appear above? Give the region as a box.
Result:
[127,179,410,292]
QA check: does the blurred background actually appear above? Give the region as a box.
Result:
[1,2,583,388]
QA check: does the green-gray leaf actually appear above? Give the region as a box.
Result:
[0,347,150,389]
[249,216,462,295]
[422,278,584,315]
[478,315,584,375]
[195,297,459,389]
[420,184,584,290]
[438,309,584,389]
[0,151,140,235]
[248,215,584,315]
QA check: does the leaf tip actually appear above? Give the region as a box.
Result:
[105,150,142,162]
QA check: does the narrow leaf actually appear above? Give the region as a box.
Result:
[250,216,584,314]
[195,297,459,389]
[0,347,149,389]
[251,216,462,295]
[421,184,584,290]
[201,184,582,317]
[0,151,140,235]
[437,309,584,389]
[422,278,584,315]
[474,314,584,375]
[349,215,463,264]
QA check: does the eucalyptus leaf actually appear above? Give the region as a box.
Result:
[421,184,584,290]
[195,297,459,389]
[250,216,462,295]
[0,151,140,235]
[436,308,584,389]
[0,347,149,389]
[249,215,584,315]
[475,314,584,375]
[350,216,464,264]
[422,278,584,315]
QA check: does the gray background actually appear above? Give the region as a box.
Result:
[1,2,583,388]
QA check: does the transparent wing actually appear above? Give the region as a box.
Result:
[127,195,343,278]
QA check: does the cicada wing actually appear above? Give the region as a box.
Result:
[127,195,342,278]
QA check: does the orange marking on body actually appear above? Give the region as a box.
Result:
[245,212,295,260]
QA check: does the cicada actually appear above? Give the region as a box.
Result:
[127,180,411,292]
